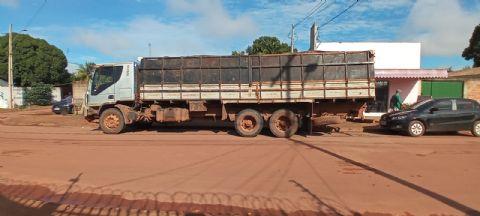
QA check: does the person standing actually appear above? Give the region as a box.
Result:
[389,89,403,111]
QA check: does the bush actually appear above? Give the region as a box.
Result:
[25,83,53,106]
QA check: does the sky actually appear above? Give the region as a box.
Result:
[0,0,479,73]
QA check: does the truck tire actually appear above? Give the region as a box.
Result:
[269,109,299,138]
[100,108,125,134]
[472,120,480,137]
[407,120,425,137]
[235,109,264,137]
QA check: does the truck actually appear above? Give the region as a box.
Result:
[84,51,375,138]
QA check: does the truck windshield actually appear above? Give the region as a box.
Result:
[91,66,123,95]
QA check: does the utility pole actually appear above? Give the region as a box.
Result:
[8,24,14,109]
[309,22,318,51]
[290,24,295,53]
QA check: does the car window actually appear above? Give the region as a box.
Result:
[457,100,474,111]
[433,100,452,111]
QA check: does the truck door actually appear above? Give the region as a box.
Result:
[87,65,123,106]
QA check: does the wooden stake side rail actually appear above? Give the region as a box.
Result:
[137,51,375,102]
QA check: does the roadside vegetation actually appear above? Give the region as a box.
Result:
[232,36,294,55]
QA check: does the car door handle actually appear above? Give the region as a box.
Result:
[108,95,114,100]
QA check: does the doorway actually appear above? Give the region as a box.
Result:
[367,80,389,113]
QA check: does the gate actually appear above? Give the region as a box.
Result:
[421,80,463,99]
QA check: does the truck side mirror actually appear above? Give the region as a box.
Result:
[429,107,439,113]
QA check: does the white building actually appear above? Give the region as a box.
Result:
[310,26,447,113]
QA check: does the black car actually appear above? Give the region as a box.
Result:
[52,96,74,115]
[380,98,480,137]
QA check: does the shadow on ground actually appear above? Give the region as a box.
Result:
[288,138,480,216]
[0,175,359,216]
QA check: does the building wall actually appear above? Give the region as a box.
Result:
[0,87,65,109]
[72,81,88,102]
[0,87,25,108]
[315,42,421,69]
[72,80,88,114]
[52,87,62,102]
[381,78,421,106]
[464,78,480,102]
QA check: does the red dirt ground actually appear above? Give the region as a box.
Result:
[0,107,479,216]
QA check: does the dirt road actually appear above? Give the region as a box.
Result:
[0,108,479,216]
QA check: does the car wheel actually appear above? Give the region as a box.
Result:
[407,120,425,137]
[234,109,264,137]
[100,108,125,134]
[472,121,480,137]
[269,109,299,138]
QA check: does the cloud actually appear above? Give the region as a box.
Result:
[242,0,414,45]
[400,0,480,56]
[71,0,257,59]
[0,0,19,7]
[166,0,257,38]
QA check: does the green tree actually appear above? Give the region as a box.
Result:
[0,33,71,86]
[24,83,53,105]
[232,36,293,56]
[462,24,480,67]
[73,62,95,81]
[231,50,246,56]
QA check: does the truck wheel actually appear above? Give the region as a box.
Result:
[269,109,299,138]
[407,120,425,137]
[100,108,125,134]
[472,121,480,137]
[235,109,264,137]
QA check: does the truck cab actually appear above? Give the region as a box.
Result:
[85,62,135,116]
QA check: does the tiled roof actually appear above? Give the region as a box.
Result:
[375,69,448,79]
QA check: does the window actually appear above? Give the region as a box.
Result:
[91,66,122,95]
[457,100,474,111]
[433,100,452,111]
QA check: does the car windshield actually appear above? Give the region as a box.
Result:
[409,99,433,110]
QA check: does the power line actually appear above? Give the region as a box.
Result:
[23,0,48,30]
[293,0,327,28]
[318,0,359,29]
[288,0,329,49]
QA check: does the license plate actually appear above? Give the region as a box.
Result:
[53,107,60,111]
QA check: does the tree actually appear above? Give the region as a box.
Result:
[231,50,246,56]
[24,83,53,105]
[0,33,71,86]
[73,62,95,81]
[233,36,293,55]
[462,24,480,67]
